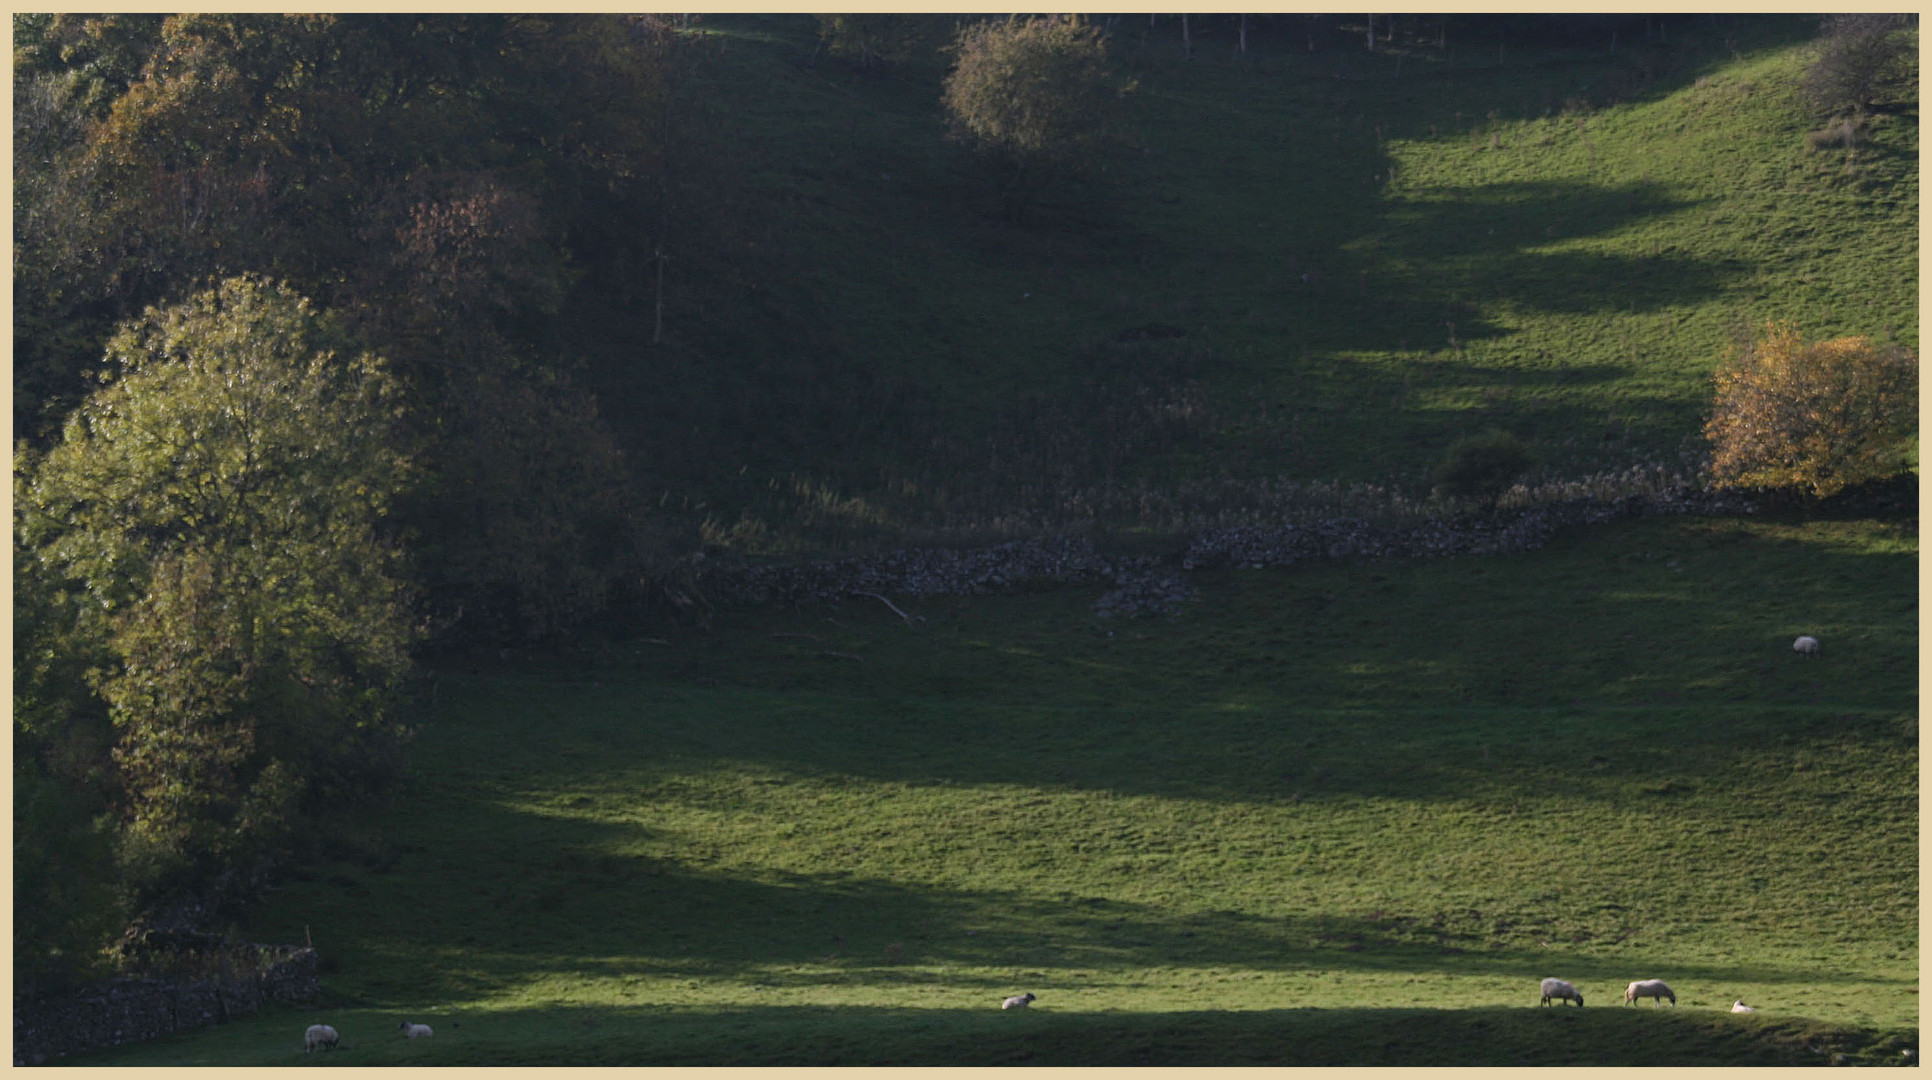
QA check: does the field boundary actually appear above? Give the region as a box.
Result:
[13,946,318,1066]
[692,485,1767,609]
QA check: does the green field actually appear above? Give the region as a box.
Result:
[587,15,1916,545]
[70,512,1917,1066]
[41,15,1916,1068]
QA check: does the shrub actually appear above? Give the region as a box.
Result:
[1704,322,1918,497]
[814,14,939,68]
[1433,429,1538,506]
[1802,14,1916,118]
[941,15,1120,220]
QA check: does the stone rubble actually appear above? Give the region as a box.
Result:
[694,486,1762,615]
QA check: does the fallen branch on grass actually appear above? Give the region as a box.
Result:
[853,590,922,628]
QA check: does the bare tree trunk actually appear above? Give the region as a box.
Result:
[1182,13,1191,59]
[1366,13,1374,51]
[1238,13,1247,55]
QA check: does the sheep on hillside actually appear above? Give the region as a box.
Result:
[1625,979,1676,1006]
[1731,1001,1758,1013]
[304,1024,339,1053]
[1002,993,1037,1010]
[1793,635,1822,657]
[400,1022,434,1039]
[1539,978,1583,1007]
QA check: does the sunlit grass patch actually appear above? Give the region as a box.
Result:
[55,513,1910,1066]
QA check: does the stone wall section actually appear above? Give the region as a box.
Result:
[13,946,318,1065]
[695,488,1764,612]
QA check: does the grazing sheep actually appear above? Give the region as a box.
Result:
[1539,978,1583,1007]
[1002,993,1037,1010]
[1624,979,1676,1006]
[304,1024,339,1053]
[1793,635,1822,657]
[399,1022,434,1039]
[1732,1001,1758,1013]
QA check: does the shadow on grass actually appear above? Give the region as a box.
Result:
[1371,179,1721,313]
[306,787,1909,1007]
[134,999,1911,1067]
[546,572,1913,808]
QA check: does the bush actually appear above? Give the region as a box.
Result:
[1433,429,1537,506]
[814,14,940,68]
[1704,322,1917,497]
[1802,14,1916,117]
[941,15,1120,220]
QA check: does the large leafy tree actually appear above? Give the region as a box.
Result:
[16,13,667,642]
[16,277,418,891]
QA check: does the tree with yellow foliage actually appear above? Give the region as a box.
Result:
[1704,322,1917,496]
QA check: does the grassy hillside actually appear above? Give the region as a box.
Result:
[71,511,1917,1066]
[581,15,1916,546]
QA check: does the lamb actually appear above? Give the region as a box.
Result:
[1793,635,1822,656]
[399,1022,434,1039]
[304,1024,339,1053]
[1731,1000,1758,1013]
[1539,978,1583,1007]
[1624,979,1676,1006]
[1002,993,1037,1010]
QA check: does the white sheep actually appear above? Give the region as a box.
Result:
[1731,1000,1758,1013]
[1624,979,1676,1006]
[1793,635,1821,657]
[1539,978,1583,1007]
[1002,993,1037,1010]
[304,1024,339,1052]
[400,1022,434,1039]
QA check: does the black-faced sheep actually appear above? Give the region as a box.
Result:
[1625,979,1676,1005]
[1002,993,1037,1010]
[1539,978,1583,1007]
[304,1024,339,1052]
[400,1022,434,1038]
[1793,635,1821,656]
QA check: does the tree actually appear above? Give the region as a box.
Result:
[1802,14,1916,118]
[14,516,126,991]
[1704,322,1917,497]
[15,277,419,894]
[13,14,680,441]
[408,365,644,641]
[16,15,675,646]
[941,15,1120,220]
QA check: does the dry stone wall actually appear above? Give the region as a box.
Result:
[13,946,318,1065]
[695,487,1763,615]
